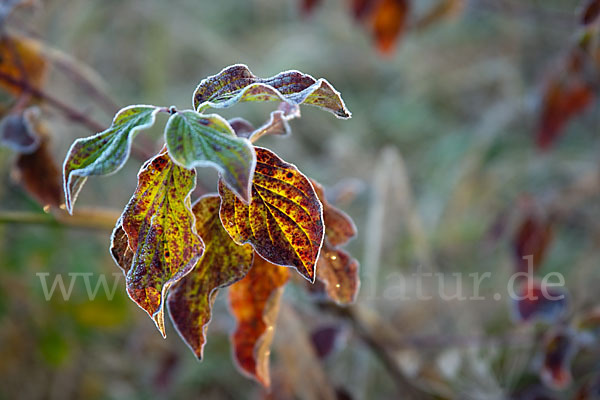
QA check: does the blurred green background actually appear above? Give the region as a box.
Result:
[1,0,599,399]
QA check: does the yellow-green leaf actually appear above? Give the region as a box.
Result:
[167,194,253,359]
[116,148,204,337]
[193,64,351,119]
[63,105,159,213]
[165,110,256,202]
[218,147,324,282]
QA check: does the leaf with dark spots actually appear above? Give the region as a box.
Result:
[193,64,351,119]
[117,148,204,337]
[369,0,410,55]
[540,329,577,390]
[581,0,600,25]
[311,179,357,247]
[167,194,253,359]
[0,34,47,95]
[165,110,255,202]
[513,214,553,274]
[317,244,360,305]
[218,147,324,282]
[63,105,159,214]
[0,107,41,153]
[229,253,289,387]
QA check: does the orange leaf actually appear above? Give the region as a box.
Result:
[0,35,47,95]
[219,147,324,282]
[229,253,289,387]
[369,0,410,55]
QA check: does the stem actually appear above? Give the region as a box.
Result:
[0,208,120,231]
[0,70,106,133]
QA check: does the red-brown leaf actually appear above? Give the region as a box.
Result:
[317,244,360,304]
[513,214,553,274]
[229,253,290,387]
[581,0,600,25]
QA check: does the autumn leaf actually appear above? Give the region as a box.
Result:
[0,107,40,153]
[63,105,159,213]
[317,244,360,305]
[218,147,324,282]
[540,329,577,390]
[13,111,62,209]
[164,110,256,202]
[311,179,357,247]
[511,280,568,324]
[231,103,300,142]
[249,103,301,143]
[309,179,359,304]
[116,149,204,337]
[369,0,410,55]
[581,0,600,25]
[0,34,47,95]
[167,194,253,359]
[193,64,351,119]
[110,224,134,274]
[512,214,554,274]
[537,51,595,149]
[229,253,289,387]
[228,117,255,138]
[300,0,322,15]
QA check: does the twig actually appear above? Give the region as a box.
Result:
[0,208,120,231]
[44,46,120,115]
[0,70,106,132]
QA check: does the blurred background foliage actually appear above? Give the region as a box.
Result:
[1,0,600,399]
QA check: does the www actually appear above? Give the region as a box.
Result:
[36,272,122,301]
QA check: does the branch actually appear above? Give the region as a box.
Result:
[0,208,120,231]
[0,70,106,132]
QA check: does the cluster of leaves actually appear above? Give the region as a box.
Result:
[301,0,465,55]
[536,0,600,149]
[62,65,359,386]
